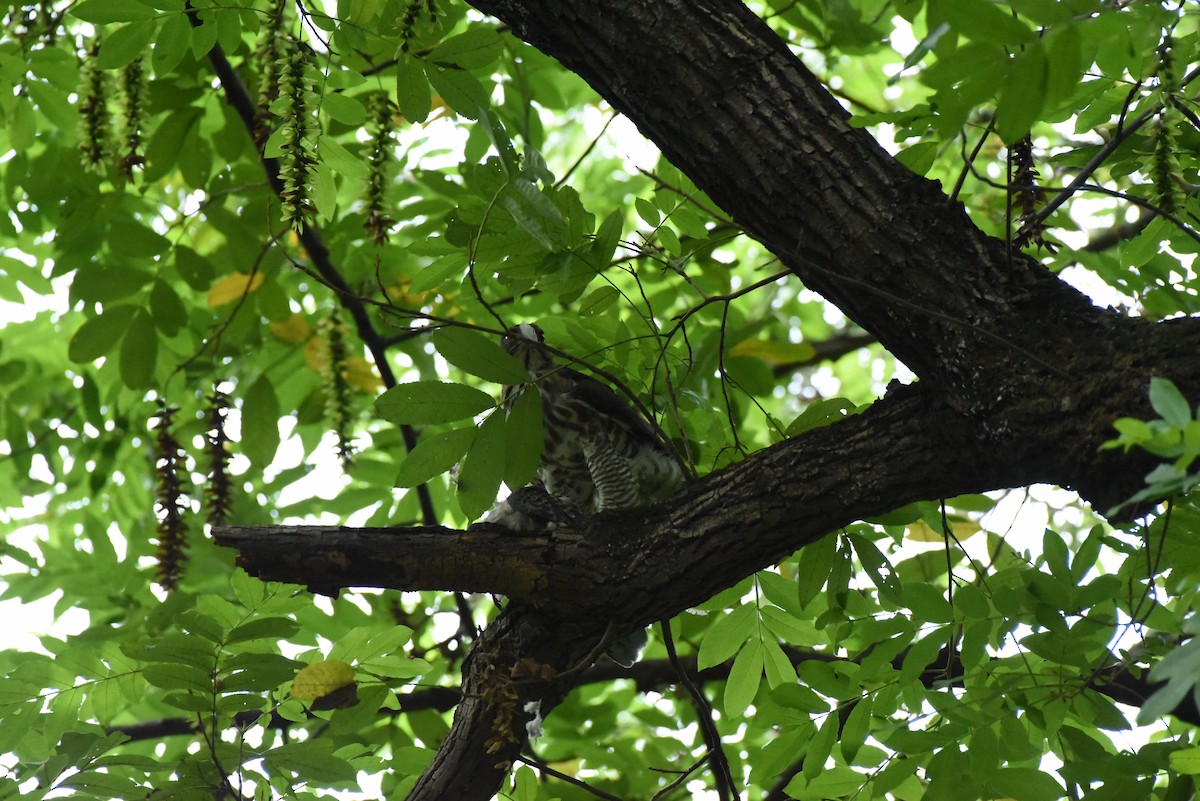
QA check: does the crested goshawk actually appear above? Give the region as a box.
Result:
[499,322,683,514]
[488,322,685,666]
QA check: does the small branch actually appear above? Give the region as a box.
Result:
[770,331,876,376]
[515,754,625,801]
[661,620,736,801]
[1028,65,1200,230]
[1082,209,1157,252]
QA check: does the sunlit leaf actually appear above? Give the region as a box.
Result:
[395,54,431,123]
[1150,377,1191,428]
[207,271,265,307]
[428,27,503,70]
[723,636,763,716]
[291,660,356,702]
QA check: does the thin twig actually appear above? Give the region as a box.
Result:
[515,753,626,801]
[555,111,617,187]
[1027,65,1200,230]
[660,620,737,801]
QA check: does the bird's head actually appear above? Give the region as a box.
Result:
[502,322,556,377]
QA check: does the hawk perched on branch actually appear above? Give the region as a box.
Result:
[500,322,684,514]
[490,322,685,666]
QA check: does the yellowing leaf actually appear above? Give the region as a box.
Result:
[729,337,816,366]
[269,314,311,343]
[346,0,381,26]
[303,337,378,392]
[291,659,355,702]
[342,356,383,393]
[907,519,983,543]
[207,271,264,307]
[305,335,331,375]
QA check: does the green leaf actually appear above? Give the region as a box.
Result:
[132,633,214,666]
[988,767,1065,801]
[432,327,529,384]
[635,197,659,227]
[723,636,763,716]
[265,741,357,784]
[226,616,300,644]
[803,710,840,780]
[321,92,367,125]
[97,20,158,70]
[313,161,338,220]
[396,54,431,124]
[152,12,191,75]
[995,41,1047,144]
[579,285,620,316]
[757,571,803,618]
[787,766,864,799]
[935,0,1034,46]
[68,305,138,363]
[1140,636,1200,723]
[174,245,215,290]
[230,569,265,609]
[149,280,187,336]
[318,135,368,179]
[1042,23,1082,110]
[394,426,477,487]
[109,217,171,257]
[456,411,506,520]
[178,610,226,642]
[242,374,281,467]
[840,695,872,763]
[142,663,212,693]
[902,582,953,623]
[590,208,623,268]
[503,389,543,489]
[332,626,415,664]
[761,636,797,688]
[895,140,938,176]
[794,534,836,607]
[70,0,158,23]
[428,27,503,70]
[427,64,489,119]
[118,308,157,389]
[25,79,76,130]
[899,628,949,685]
[953,582,991,618]
[697,602,756,670]
[376,381,495,425]
[1150,377,1191,428]
[512,764,539,801]
[145,107,203,182]
[759,604,808,643]
[1169,747,1200,776]
[61,770,145,797]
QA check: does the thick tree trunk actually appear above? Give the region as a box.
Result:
[218,1,1200,799]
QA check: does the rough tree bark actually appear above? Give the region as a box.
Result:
[215,1,1200,799]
